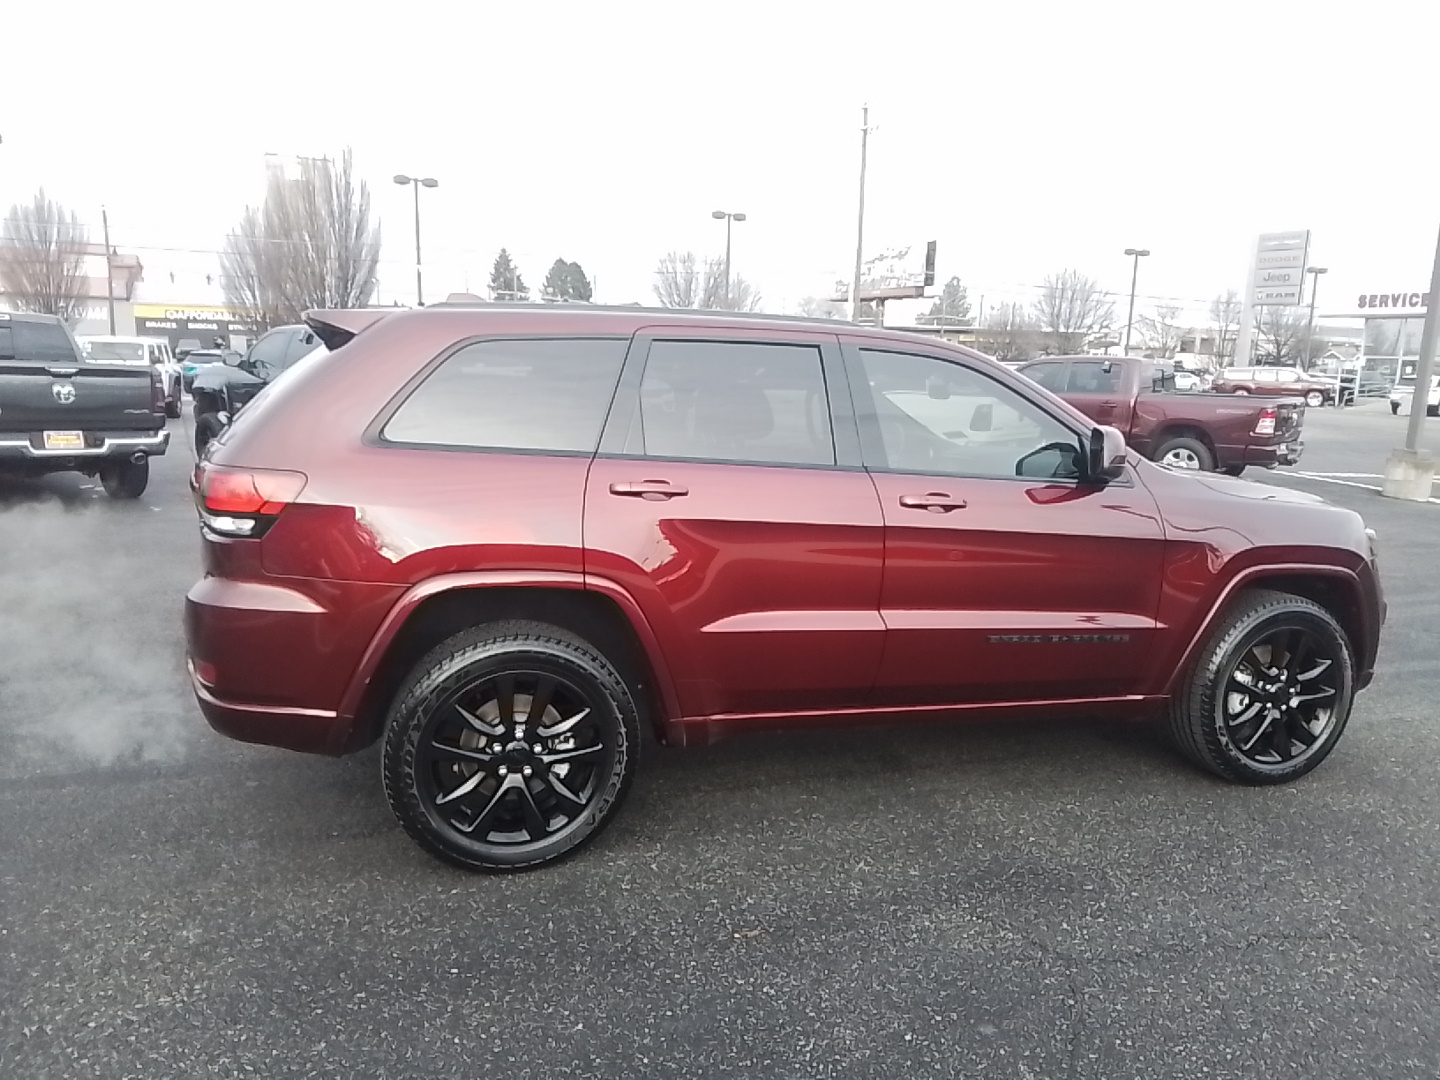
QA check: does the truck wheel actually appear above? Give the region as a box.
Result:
[1391,402,1401,415]
[1428,405,1439,418]
[1167,589,1353,785]
[1153,436,1214,471]
[1233,388,1249,395]
[194,411,225,457]
[1304,390,1325,407]
[165,392,182,420]
[382,620,639,871]
[99,457,149,499]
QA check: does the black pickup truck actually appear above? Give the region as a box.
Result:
[0,312,169,498]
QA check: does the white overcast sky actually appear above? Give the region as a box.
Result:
[3,0,1438,324]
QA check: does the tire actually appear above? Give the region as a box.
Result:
[1220,464,1246,477]
[1167,589,1354,785]
[1233,388,1249,395]
[1428,405,1439,418]
[1391,402,1401,415]
[1304,390,1324,408]
[165,392,182,420]
[382,620,639,871]
[194,411,225,458]
[99,457,149,499]
[1153,435,1214,471]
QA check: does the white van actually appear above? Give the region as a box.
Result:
[78,336,183,418]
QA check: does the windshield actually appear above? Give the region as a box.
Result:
[85,341,148,363]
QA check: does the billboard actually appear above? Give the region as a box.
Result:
[834,241,937,302]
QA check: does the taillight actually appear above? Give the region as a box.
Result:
[1254,407,1277,436]
[194,464,307,538]
[151,370,166,414]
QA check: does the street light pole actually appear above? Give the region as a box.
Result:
[1122,248,1150,354]
[850,105,873,323]
[1303,266,1328,371]
[101,205,116,334]
[394,174,439,306]
[711,210,747,307]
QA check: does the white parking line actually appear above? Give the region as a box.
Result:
[1266,469,1440,505]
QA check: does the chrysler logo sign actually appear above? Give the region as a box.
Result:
[52,382,76,404]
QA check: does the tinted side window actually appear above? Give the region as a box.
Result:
[12,320,80,363]
[1024,362,1067,391]
[858,349,1081,480]
[384,337,627,452]
[637,340,834,466]
[1066,361,1122,394]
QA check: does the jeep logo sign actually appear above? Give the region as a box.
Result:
[51,382,76,404]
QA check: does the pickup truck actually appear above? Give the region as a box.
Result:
[1020,354,1304,475]
[0,312,169,498]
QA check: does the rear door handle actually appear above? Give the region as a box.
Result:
[898,492,967,512]
[608,480,689,501]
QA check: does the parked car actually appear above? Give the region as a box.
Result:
[186,305,1383,871]
[1388,358,1440,416]
[1212,366,1332,408]
[174,338,206,363]
[78,335,183,418]
[0,312,169,497]
[191,324,327,456]
[1173,369,1202,392]
[181,349,241,394]
[1019,355,1304,475]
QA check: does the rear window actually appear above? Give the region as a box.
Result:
[383,337,627,453]
[0,319,80,364]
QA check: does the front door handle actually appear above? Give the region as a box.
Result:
[898,491,967,513]
[609,480,689,501]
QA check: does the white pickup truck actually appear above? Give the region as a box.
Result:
[78,335,183,418]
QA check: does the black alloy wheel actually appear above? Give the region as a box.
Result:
[194,411,225,458]
[383,622,638,870]
[1169,589,1354,784]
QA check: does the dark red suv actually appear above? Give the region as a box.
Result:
[186,306,1384,870]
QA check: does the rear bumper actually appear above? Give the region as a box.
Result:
[0,429,169,460]
[189,661,351,755]
[1243,438,1304,468]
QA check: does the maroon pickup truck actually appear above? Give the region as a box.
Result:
[1020,355,1304,475]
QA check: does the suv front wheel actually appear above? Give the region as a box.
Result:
[1168,589,1354,784]
[382,621,639,871]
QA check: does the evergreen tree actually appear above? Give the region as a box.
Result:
[490,248,528,300]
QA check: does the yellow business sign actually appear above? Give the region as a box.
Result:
[132,304,251,321]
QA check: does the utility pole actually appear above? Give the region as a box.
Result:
[101,206,116,334]
[850,105,872,323]
[1383,222,1440,500]
[1122,248,1149,354]
[1303,266,1328,370]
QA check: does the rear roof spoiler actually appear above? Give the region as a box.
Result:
[303,309,395,351]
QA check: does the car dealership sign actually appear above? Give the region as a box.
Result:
[1357,291,1429,310]
[1251,231,1310,306]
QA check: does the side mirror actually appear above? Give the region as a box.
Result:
[1101,360,1114,374]
[926,374,951,400]
[1086,425,1127,482]
[223,351,243,367]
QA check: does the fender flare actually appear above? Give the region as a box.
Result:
[334,569,683,728]
[1159,561,1365,696]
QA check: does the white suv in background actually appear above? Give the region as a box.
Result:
[1390,359,1440,416]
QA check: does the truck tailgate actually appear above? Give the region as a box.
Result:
[0,362,161,433]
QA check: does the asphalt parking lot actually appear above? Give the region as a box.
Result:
[3,403,1439,1079]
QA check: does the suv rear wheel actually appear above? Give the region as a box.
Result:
[382,621,639,871]
[1168,589,1354,784]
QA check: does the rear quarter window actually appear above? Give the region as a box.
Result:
[383,337,628,453]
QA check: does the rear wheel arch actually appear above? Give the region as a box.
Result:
[347,583,672,752]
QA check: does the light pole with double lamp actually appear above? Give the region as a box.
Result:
[394,174,439,306]
[1123,248,1150,355]
[711,210,746,306]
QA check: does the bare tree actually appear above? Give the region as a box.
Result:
[1031,269,1115,353]
[1136,303,1184,359]
[0,189,91,323]
[797,296,845,319]
[221,149,381,328]
[1253,306,1308,367]
[975,301,1039,362]
[1209,288,1241,369]
[653,250,762,312]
